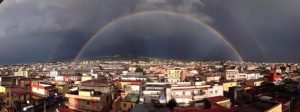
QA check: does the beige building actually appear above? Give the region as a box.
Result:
[14,68,29,77]
[202,75,221,82]
[0,86,30,111]
[65,79,114,112]
[166,68,187,81]
[223,69,246,81]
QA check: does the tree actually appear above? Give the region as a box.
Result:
[260,82,276,92]
[166,99,178,110]
[239,93,253,104]
[135,66,144,73]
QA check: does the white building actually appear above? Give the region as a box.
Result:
[90,69,98,78]
[50,70,61,77]
[246,73,263,80]
[205,84,224,98]
[165,84,224,106]
[119,76,147,81]
[55,76,64,82]
[14,68,29,77]
[141,83,166,103]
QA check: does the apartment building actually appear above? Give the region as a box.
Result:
[65,79,114,112]
[140,82,166,104]
[223,69,246,81]
[14,68,29,77]
[246,72,263,80]
[165,84,223,106]
[120,93,139,112]
[166,68,187,82]
[0,86,31,111]
[31,82,57,97]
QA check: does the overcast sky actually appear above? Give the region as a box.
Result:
[0,0,300,64]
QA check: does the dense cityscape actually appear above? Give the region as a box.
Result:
[0,57,299,112]
[2,0,300,112]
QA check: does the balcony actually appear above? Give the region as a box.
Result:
[193,95,206,100]
[65,93,101,101]
[172,95,193,99]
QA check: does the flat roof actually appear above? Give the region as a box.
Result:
[39,84,52,87]
[208,96,230,103]
[229,100,280,112]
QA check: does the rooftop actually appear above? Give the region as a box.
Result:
[229,100,280,112]
[208,96,230,104]
[38,83,52,87]
[11,86,29,96]
[81,79,111,87]
[65,91,102,101]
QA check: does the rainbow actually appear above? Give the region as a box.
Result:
[75,10,244,61]
[217,2,266,61]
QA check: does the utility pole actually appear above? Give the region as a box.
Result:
[9,86,13,111]
[44,100,46,112]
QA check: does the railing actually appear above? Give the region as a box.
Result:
[172,95,193,98]
[65,94,101,101]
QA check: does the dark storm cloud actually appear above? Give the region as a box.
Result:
[0,0,208,38]
[0,0,300,64]
[201,0,300,62]
[0,0,211,64]
[80,13,240,61]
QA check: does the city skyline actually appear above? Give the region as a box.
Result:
[1,1,300,111]
[1,0,300,64]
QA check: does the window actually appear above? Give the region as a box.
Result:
[198,90,202,95]
[87,101,89,105]
[6,92,9,97]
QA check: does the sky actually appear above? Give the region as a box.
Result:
[0,0,300,64]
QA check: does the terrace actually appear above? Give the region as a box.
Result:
[65,90,102,101]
